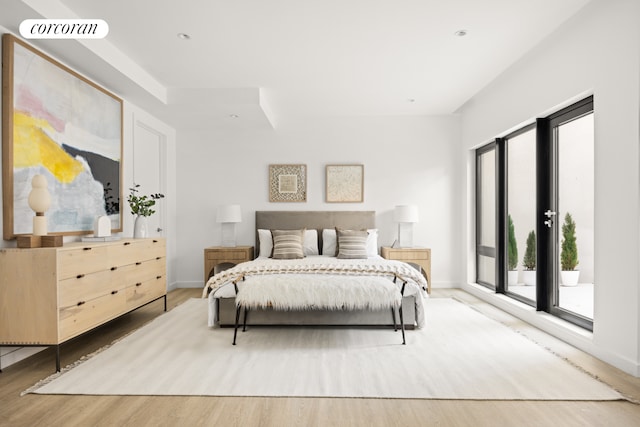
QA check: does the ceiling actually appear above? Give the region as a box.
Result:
[3,0,591,130]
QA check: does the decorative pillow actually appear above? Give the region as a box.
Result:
[257,229,273,258]
[366,228,379,257]
[303,229,319,256]
[271,229,305,259]
[336,229,369,259]
[321,228,337,256]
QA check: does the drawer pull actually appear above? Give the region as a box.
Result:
[136,262,142,265]
[124,242,131,246]
[156,275,162,280]
[153,239,158,243]
[83,247,92,251]
[77,301,85,306]
[156,257,161,260]
[111,290,119,295]
[111,266,118,271]
[76,274,85,279]
[136,282,142,287]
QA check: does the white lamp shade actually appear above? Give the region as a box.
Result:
[216,205,242,223]
[393,205,419,223]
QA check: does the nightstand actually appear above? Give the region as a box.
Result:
[204,246,254,282]
[381,247,431,294]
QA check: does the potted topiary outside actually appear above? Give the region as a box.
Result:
[522,230,536,286]
[560,212,580,286]
[507,215,518,286]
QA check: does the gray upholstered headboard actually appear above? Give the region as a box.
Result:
[255,211,375,257]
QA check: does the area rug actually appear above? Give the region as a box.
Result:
[27,298,622,400]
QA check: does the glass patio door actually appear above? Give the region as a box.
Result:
[546,99,594,328]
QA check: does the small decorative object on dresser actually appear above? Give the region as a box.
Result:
[381,246,431,294]
[127,184,164,238]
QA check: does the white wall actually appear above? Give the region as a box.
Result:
[175,115,462,289]
[459,0,640,375]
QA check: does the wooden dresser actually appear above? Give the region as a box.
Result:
[0,238,166,371]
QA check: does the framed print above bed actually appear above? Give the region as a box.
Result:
[269,164,307,202]
[2,34,123,239]
[326,164,364,203]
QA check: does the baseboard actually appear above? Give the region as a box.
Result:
[174,281,205,289]
[0,346,45,371]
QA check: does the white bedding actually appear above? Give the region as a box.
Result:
[205,256,427,328]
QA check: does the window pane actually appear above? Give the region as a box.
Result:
[557,113,594,320]
[478,254,495,286]
[479,151,495,247]
[506,128,536,304]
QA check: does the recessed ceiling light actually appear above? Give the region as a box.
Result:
[408,98,416,103]
[454,29,468,37]
[177,33,191,40]
[229,114,239,119]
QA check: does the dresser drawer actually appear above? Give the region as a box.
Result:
[207,250,247,260]
[125,275,166,310]
[385,250,429,260]
[58,245,110,280]
[58,270,119,307]
[113,257,166,288]
[108,239,166,267]
[59,290,126,341]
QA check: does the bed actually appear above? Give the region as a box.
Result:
[203,211,428,336]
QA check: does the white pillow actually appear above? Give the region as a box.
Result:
[322,228,337,256]
[366,228,379,257]
[257,229,273,257]
[322,228,378,257]
[303,229,319,256]
[258,228,319,257]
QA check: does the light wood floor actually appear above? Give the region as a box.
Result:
[1,288,639,427]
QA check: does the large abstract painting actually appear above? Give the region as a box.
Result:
[2,34,123,239]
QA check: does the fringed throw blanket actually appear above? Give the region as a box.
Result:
[204,256,428,328]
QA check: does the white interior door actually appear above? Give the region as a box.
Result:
[133,119,166,237]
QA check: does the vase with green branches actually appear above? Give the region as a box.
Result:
[560,212,580,286]
[507,215,518,285]
[127,184,164,238]
[522,230,536,286]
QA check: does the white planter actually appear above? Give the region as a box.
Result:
[522,270,536,286]
[507,270,518,286]
[561,270,580,287]
[133,215,148,238]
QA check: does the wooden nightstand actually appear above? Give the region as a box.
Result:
[381,247,431,294]
[204,246,254,282]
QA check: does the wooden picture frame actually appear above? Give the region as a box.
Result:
[269,164,307,202]
[326,164,364,203]
[2,34,123,239]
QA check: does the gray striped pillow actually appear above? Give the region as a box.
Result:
[336,229,369,259]
[271,229,305,259]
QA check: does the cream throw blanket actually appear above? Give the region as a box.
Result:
[204,256,428,327]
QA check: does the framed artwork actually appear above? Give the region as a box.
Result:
[269,164,307,202]
[2,34,123,239]
[326,164,364,203]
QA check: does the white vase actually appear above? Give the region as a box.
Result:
[561,270,580,287]
[133,215,148,238]
[522,270,536,286]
